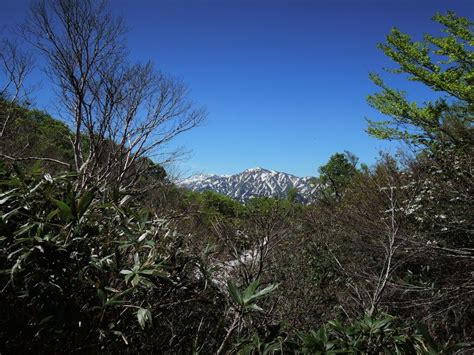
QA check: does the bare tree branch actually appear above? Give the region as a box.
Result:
[20,0,205,189]
[0,153,70,167]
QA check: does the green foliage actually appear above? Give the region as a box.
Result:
[1,10,472,353]
[318,151,359,201]
[299,314,463,354]
[245,196,292,217]
[202,190,246,218]
[185,190,246,221]
[367,12,473,149]
[366,14,473,334]
[236,333,287,355]
[0,167,224,352]
[136,159,168,186]
[233,313,463,354]
[183,190,300,227]
[227,279,279,313]
[136,307,153,330]
[286,187,299,203]
[0,100,74,170]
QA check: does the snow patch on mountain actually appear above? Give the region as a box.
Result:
[177,167,317,203]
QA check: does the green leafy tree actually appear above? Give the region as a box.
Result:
[367,11,473,246]
[318,151,358,201]
[366,11,474,343]
[286,187,299,203]
[367,12,473,150]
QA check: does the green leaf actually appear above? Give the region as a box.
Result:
[0,188,18,199]
[242,279,260,304]
[119,195,132,206]
[46,209,60,221]
[13,223,35,237]
[52,198,73,219]
[131,274,140,287]
[0,195,13,205]
[133,253,140,266]
[137,231,148,242]
[227,281,242,305]
[416,323,438,351]
[97,288,106,306]
[105,288,133,306]
[77,189,94,218]
[137,308,152,329]
[248,283,279,303]
[139,268,156,275]
[247,303,264,312]
[1,207,20,221]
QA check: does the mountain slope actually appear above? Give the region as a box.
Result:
[178,167,316,202]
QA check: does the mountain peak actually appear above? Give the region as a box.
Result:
[244,167,271,173]
[178,167,317,203]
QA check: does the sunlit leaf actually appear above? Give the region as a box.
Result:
[137,308,152,329]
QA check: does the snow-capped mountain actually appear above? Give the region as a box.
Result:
[178,167,317,202]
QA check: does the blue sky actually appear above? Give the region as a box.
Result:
[1,0,473,177]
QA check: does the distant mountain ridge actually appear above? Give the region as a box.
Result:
[178,167,317,202]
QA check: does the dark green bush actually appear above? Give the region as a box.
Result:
[0,167,225,352]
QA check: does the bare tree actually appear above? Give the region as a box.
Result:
[211,199,292,287]
[310,155,420,318]
[0,38,34,141]
[0,39,66,167]
[20,0,205,189]
[366,171,404,316]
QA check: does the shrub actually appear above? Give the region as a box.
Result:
[0,167,225,352]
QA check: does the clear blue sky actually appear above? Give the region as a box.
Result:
[1,0,473,177]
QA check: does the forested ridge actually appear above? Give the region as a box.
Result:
[0,1,472,353]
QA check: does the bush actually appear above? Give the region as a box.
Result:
[0,167,225,352]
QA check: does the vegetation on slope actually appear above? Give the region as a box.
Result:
[0,2,472,353]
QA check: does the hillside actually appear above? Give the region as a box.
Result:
[0,3,472,353]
